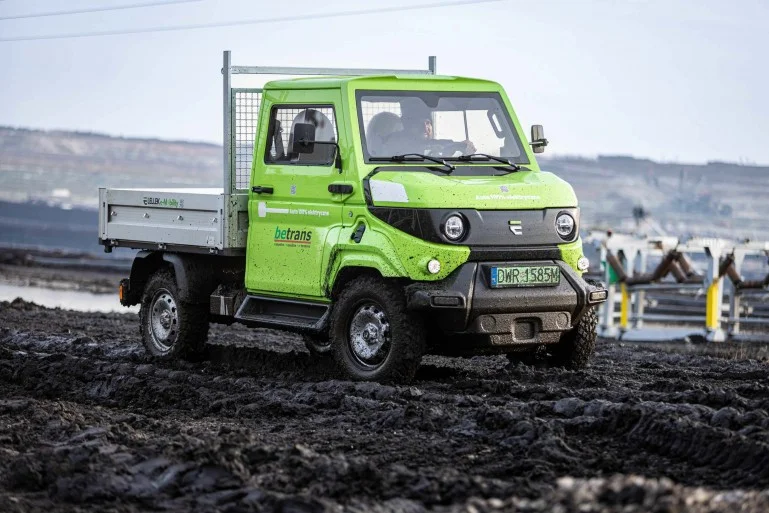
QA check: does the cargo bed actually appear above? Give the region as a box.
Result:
[98,187,248,255]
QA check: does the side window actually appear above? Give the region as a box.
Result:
[265,105,338,166]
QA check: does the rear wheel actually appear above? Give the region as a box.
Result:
[139,269,209,361]
[302,333,332,358]
[330,276,425,383]
[506,346,547,366]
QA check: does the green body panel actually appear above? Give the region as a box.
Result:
[244,88,352,298]
[558,239,585,276]
[246,75,585,299]
[324,206,471,289]
[365,170,577,209]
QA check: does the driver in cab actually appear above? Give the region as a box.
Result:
[383,101,476,158]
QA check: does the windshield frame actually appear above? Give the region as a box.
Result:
[355,90,530,166]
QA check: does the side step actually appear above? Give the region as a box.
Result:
[233,294,330,332]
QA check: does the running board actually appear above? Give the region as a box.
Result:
[234,295,330,332]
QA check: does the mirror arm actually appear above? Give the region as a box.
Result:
[530,124,547,153]
[302,139,343,172]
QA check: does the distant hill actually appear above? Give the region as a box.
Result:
[541,155,768,240]
[0,126,221,208]
[1,126,767,240]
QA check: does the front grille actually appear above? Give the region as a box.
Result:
[468,246,561,262]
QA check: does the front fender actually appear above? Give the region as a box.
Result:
[559,238,585,275]
[325,214,470,294]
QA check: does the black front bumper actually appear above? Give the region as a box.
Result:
[406,261,606,348]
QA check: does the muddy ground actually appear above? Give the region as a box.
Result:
[1,256,769,511]
[1,300,769,512]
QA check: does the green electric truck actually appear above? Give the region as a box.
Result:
[98,51,607,382]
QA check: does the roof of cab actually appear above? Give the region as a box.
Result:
[263,74,501,91]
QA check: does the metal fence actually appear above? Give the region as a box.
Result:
[231,89,261,191]
[589,234,769,342]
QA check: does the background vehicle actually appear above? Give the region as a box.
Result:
[99,51,607,382]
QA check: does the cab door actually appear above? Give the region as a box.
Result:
[245,98,347,299]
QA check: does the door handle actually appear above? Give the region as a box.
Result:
[328,183,353,194]
[252,186,274,194]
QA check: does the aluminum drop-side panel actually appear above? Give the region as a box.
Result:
[106,188,224,211]
[100,187,228,249]
[107,206,222,248]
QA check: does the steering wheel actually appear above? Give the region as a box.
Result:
[424,140,468,158]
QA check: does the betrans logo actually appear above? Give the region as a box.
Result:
[274,226,312,246]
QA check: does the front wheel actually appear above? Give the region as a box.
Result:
[139,269,209,361]
[547,307,598,369]
[330,276,425,383]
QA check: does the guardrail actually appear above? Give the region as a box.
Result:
[589,234,769,342]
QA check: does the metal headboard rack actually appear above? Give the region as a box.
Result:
[221,50,437,194]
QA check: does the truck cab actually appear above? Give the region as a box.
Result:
[101,53,607,382]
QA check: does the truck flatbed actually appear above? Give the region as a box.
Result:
[98,187,248,255]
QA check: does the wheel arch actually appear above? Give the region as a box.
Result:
[123,251,167,306]
[329,265,385,299]
[126,251,245,306]
[324,246,406,300]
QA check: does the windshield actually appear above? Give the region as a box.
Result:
[356,91,528,164]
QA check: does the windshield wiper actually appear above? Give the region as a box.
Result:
[370,154,455,174]
[453,153,522,173]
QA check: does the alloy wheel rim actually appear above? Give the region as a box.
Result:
[348,302,391,368]
[149,289,178,352]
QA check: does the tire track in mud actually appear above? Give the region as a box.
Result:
[1,299,769,511]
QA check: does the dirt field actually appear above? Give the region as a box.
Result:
[1,292,769,512]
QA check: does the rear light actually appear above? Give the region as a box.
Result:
[118,279,130,306]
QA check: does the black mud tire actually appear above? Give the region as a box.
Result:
[547,307,598,369]
[139,269,209,361]
[302,333,332,358]
[330,276,425,383]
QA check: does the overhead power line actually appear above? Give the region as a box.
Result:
[0,0,507,42]
[0,0,203,21]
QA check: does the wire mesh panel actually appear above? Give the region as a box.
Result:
[232,89,262,190]
[358,101,402,156]
[359,102,401,132]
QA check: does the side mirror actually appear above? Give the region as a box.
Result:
[290,122,343,172]
[530,124,549,154]
[292,123,316,154]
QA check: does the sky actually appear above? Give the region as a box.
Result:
[1,0,768,165]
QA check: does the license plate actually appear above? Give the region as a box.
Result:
[490,265,560,288]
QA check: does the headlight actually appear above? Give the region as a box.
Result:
[555,213,575,239]
[443,214,466,241]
